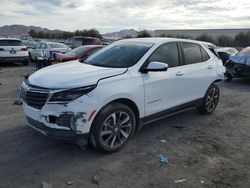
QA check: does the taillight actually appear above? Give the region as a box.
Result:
[0,48,4,51]
[21,48,27,51]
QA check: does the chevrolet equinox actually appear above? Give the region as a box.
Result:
[21,38,225,152]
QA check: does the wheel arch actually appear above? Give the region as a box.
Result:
[91,98,141,132]
[213,79,223,83]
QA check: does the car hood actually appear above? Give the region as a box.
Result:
[28,61,127,89]
[229,55,250,66]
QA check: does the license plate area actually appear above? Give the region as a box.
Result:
[10,50,16,54]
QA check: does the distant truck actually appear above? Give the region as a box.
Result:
[66,36,102,49]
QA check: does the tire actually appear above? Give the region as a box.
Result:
[90,102,136,153]
[197,84,220,114]
[225,72,233,82]
[22,60,29,66]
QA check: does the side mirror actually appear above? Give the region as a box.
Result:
[141,61,168,73]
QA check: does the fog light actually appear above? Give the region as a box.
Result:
[71,112,87,131]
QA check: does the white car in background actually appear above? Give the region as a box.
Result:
[21,38,225,152]
[29,42,70,61]
[0,38,29,65]
[216,47,238,56]
[216,47,239,65]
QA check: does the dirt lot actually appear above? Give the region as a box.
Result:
[0,63,250,188]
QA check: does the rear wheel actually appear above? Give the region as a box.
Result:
[90,102,136,153]
[197,84,220,114]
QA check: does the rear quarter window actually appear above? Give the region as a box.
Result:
[0,40,23,46]
[200,47,210,61]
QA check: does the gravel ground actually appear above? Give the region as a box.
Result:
[0,63,250,188]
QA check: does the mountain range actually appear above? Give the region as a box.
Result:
[0,25,64,37]
[0,24,153,39]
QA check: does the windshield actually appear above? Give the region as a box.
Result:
[67,46,89,56]
[49,43,68,48]
[84,42,153,68]
[0,40,23,46]
[239,47,250,55]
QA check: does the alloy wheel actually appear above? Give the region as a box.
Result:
[100,111,132,149]
[206,87,219,112]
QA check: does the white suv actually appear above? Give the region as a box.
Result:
[21,38,225,152]
[0,38,29,65]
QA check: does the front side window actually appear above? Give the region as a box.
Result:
[85,42,153,68]
[182,42,202,65]
[147,42,180,68]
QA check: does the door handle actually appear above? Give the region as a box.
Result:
[176,71,184,76]
[207,65,213,69]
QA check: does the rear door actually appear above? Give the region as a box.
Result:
[179,42,217,100]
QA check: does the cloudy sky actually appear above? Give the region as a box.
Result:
[0,0,249,33]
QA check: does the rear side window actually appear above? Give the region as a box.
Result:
[0,40,23,46]
[148,42,179,68]
[200,47,210,61]
[182,43,202,65]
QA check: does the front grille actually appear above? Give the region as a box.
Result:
[22,89,49,109]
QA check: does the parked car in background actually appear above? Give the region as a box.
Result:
[216,47,238,65]
[224,47,250,81]
[66,36,102,49]
[217,47,238,56]
[21,37,38,50]
[21,38,225,152]
[199,41,222,59]
[29,42,70,61]
[51,45,104,64]
[0,38,29,65]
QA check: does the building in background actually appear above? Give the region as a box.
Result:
[154,28,250,39]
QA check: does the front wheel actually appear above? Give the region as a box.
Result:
[90,102,136,153]
[197,84,220,114]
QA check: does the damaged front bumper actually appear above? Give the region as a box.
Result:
[22,90,99,146]
[26,116,88,145]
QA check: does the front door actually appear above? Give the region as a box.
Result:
[142,42,189,116]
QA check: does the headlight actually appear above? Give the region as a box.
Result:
[50,85,96,102]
